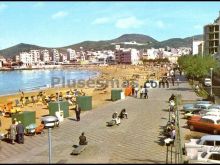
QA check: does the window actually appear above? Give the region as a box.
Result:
[200,118,214,124]
[203,141,215,146]
[215,141,220,146]
[209,153,220,160]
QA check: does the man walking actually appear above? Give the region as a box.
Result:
[16,121,24,144]
[75,104,81,121]
[144,87,148,99]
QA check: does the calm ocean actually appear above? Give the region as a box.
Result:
[0,69,99,96]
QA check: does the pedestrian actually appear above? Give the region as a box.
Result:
[134,86,139,98]
[9,120,17,144]
[140,86,145,99]
[144,87,148,99]
[75,104,81,121]
[16,121,25,144]
[79,132,88,145]
[131,85,135,96]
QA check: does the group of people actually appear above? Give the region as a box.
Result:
[164,94,176,141]
[111,109,128,125]
[132,85,148,99]
[9,119,25,144]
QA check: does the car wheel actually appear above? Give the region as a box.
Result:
[213,130,218,135]
[189,125,194,131]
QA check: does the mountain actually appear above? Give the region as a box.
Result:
[110,34,158,43]
[150,35,203,48]
[0,34,203,58]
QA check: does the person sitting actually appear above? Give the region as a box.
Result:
[112,112,120,125]
[79,132,88,145]
[169,100,175,112]
[119,109,128,119]
[169,94,175,102]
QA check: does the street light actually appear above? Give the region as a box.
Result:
[210,68,213,96]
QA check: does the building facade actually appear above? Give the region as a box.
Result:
[204,12,220,58]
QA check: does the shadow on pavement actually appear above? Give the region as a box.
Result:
[166,87,192,91]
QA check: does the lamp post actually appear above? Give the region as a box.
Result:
[48,128,52,164]
[210,68,213,96]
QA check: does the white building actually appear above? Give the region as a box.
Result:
[41,49,50,62]
[193,40,204,55]
[67,48,76,61]
[51,49,60,62]
[30,50,40,64]
[20,52,33,66]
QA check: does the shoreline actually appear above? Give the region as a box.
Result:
[0,64,166,132]
[0,67,101,97]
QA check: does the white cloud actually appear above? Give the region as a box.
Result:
[156,20,165,28]
[92,17,110,25]
[0,3,7,11]
[52,11,68,19]
[115,16,144,29]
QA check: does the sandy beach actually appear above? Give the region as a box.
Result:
[0,64,167,132]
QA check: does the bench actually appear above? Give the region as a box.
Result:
[71,145,87,155]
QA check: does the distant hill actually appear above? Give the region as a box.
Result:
[0,34,203,58]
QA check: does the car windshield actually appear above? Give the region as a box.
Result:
[201,152,208,158]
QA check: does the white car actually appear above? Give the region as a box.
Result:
[189,146,220,163]
[204,78,212,87]
[184,135,220,160]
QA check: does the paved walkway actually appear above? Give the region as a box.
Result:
[0,75,200,164]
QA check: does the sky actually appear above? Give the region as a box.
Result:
[0,1,220,49]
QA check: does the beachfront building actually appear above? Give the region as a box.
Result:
[204,11,220,59]
[146,48,158,59]
[40,49,50,63]
[30,50,40,64]
[115,48,140,65]
[192,40,204,55]
[20,52,33,66]
[67,48,77,62]
[0,55,5,67]
[60,53,68,63]
[51,49,60,63]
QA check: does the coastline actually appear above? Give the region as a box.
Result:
[0,64,166,132]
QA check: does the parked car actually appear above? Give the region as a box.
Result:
[189,146,220,163]
[184,109,207,119]
[204,78,212,87]
[41,115,59,128]
[184,135,220,160]
[183,101,213,113]
[208,105,220,111]
[205,111,220,117]
[187,115,220,134]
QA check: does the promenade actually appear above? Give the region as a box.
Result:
[0,75,201,164]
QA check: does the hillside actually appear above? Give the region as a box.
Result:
[0,34,203,58]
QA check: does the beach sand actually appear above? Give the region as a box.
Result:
[0,64,167,133]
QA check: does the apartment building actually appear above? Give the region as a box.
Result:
[115,48,140,64]
[20,52,33,66]
[67,48,76,61]
[51,49,60,62]
[192,40,204,55]
[30,50,40,63]
[40,49,50,62]
[204,12,220,57]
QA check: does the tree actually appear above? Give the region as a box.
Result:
[178,55,219,82]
